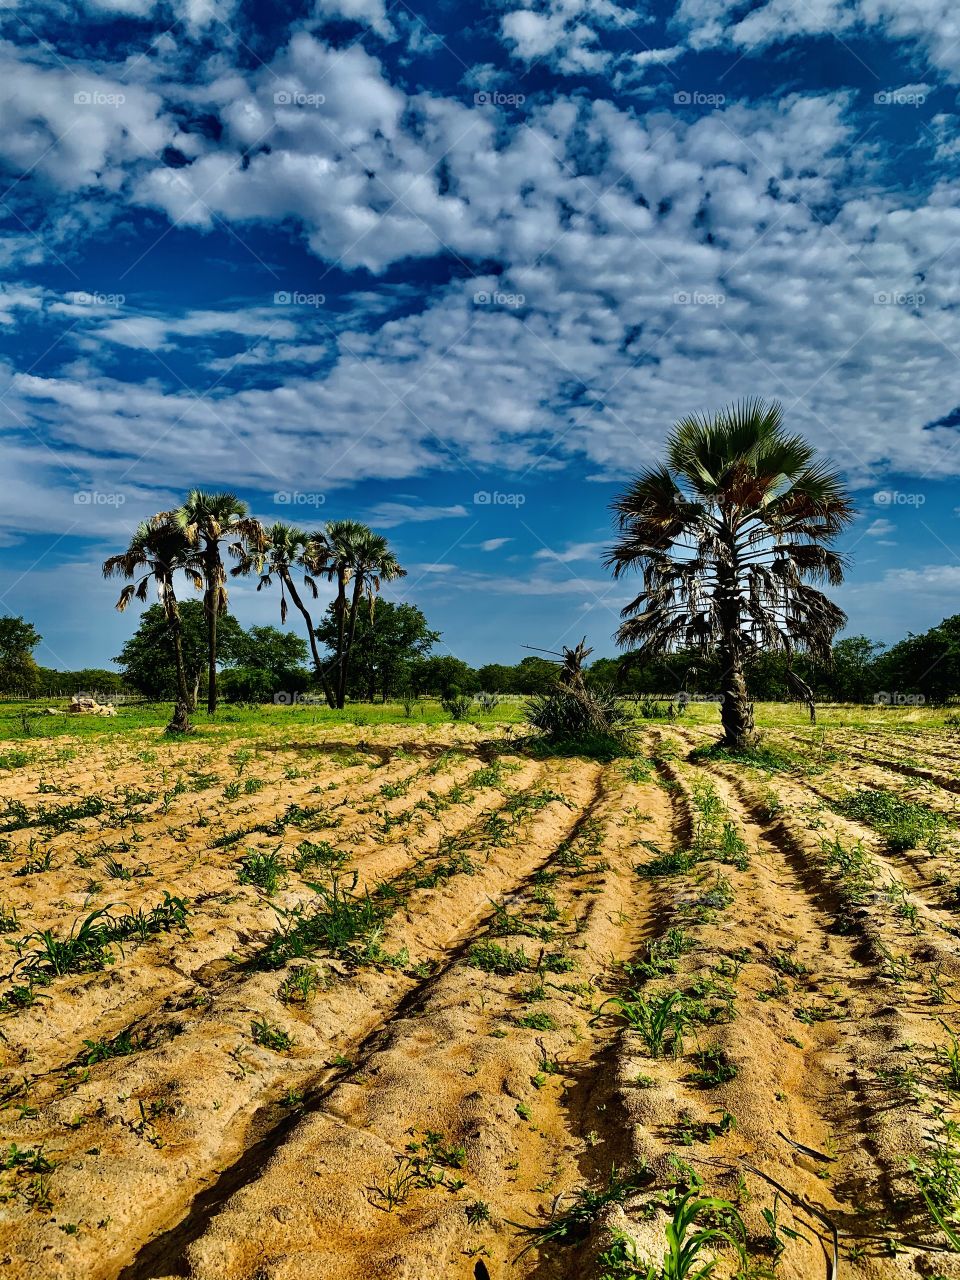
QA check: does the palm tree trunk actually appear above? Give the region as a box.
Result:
[205,547,219,714]
[716,530,757,750]
[163,586,192,710]
[719,647,756,750]
[282,569,336,709]
[207,595,217,713]
[335,567,348,709]
[339,572,365,708]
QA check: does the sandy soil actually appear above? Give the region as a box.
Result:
[1,719,959,1280]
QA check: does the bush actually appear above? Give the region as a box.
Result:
[441,689,472,721]
[637,696,683,720]
[220,666,310,703]
[525,684,633,757]
[401,689,420,717]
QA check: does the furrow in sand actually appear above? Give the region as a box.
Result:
[1,758,596,1279]
[142,759,678,1280]
[0,749,539,1085]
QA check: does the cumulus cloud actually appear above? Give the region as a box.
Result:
[8,81,960,506]
[0,43,172,191]
[4,6,960,661]
[500,0,648,74]
[864,518,895,536]
[674,0,960,79]
[314,0,396,38]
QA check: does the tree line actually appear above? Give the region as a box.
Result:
[2,402,958,733]
[3,601,959,708]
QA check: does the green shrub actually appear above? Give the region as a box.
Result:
[441,690,472,720]
[525,684,632,758]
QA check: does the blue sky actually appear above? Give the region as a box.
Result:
[2,0,960,673]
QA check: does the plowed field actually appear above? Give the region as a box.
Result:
[1,710,959,1279]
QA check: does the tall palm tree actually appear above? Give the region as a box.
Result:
[306,520,406,709]
[232,521,336,706]
[339,527,406,708]
[102,518,202,709]
[168,490,264,713]
[606,399,854,749]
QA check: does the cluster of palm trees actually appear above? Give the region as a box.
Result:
[101,402,854,751]
[103,491,405,715]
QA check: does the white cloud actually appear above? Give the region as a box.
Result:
[0,43,172,191]
[478,537,512,551]
[880,564,960,592]
[0,285,44,326]
[500,0,648,73]
[864,518,895,536]
[12,84,960,501]
[363,502,471,526]
[314,0,395,38]
[675,0,960,79]
[534,540,606,563]
[7,29,960,577]
[629,45,685,66]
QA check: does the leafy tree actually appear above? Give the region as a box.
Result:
[0,616,42,693]
[220,664,310,703]
[607,399,854,748]
[115,600,244,701]
[35,668,126,696]
[316,600,437,701]
[823,636,884,702]
[233,625,309,678]
[879,616,960,705]
[476,663,517,693]
[102,518,200,709]
[513,656,560,695]
[410,655,479,698]
[308,521,406,708]
[169,490,264,713]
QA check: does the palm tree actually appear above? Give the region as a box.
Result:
[168,490,264,713]
[307,520,406,709]
[232,521,336,706]
[102,518,202,710]
[339,527,406,708]
[606,399,854,750]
